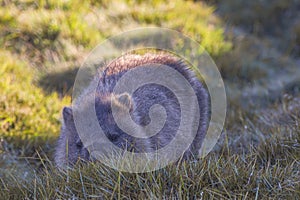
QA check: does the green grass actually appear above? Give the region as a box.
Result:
[0,0,299,199]
[0,50,70,151]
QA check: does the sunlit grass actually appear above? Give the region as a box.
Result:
[0,50,70,152]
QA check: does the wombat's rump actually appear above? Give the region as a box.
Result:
[54,53,210,168]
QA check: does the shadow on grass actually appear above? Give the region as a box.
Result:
[37,67,79,97]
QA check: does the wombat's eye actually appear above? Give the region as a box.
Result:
[108,134,119,141]
[76,139,83,148]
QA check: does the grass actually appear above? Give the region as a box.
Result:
[1,125,299,199]
[0,0,299,199]
[0,50,70,150]
[0,50,70,179]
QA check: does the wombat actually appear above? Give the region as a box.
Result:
[54,53,210,168]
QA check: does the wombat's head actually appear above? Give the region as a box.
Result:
[56,92,134,167]
[56,107,90,167]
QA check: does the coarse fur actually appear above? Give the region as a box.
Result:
[55,53,210,168]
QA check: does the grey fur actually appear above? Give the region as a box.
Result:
[54,53,210,168]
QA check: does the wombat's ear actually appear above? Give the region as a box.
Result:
[113,93,133,112]
[62,106,73,124]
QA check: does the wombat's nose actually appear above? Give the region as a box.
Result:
[76,139,83,148]
[107,133,119,141]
